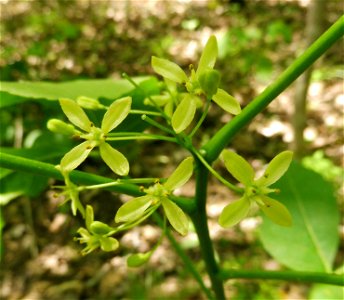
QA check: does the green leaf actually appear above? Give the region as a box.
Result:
[151,56,188,83]
[257,195,292,227]
[256,150,293,187]
[99,237,119,252]
[115,195,153,223]
[59,98,92,132]
[221,150,254,186]
[218,197,251,228]
[99,142,129,176]
[309,265,344,300]
[164,157,194,191]
[101,97,132,134]
[127,251,153,267]
[212,89,241,115]
[196,35,218,77]
[0,77,150,104]
[171,94,197,133]
[259,161,340,272]
[162,198,189,236]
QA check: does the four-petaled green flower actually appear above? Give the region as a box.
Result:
[151,35,241,133]
[115,157,194,236]
[58,97,131,176]
[219,150,293,228]
[75,205,119,255]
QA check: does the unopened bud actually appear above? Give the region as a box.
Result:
[76,96,105,110]
[90,221,112,235]
[198,68,221,97]
[47,119,77,135]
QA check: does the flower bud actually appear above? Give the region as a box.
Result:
[90,221,113,235]
[76,96,105,110]
[47,119,77,135]
[198,68,220,97]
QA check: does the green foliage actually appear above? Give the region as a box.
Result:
[302,150,344,184]
[259,162,340,272]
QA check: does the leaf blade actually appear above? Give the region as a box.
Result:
[259,161,340,272]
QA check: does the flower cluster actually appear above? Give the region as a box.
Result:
[115,157,194,236]
[75,205,119,255]
[49,96,132,176]
[149,35,241,133]
[219,150,293,227]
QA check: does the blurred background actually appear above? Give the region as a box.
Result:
[0,0,343,299]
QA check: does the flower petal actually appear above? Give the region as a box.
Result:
[164,157,194,191]
[257,196,292,227]
[59,98,92,131]
[60,141,94,172]
[221,150,254,186]
[196,35,218,77]
[99,143,129,176]
[115,195,154,223]
[218,197,250,228]
[171,94,197,133]
[151,56,188,83]
[90,221,113,235]
[212,89,241,115]
[101,97,132,134]
[85,205,94,231]
[256,151,293,187]
[162,198,189,236]
[100,237,119,252]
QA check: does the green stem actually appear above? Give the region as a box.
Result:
[192,149,243,193]
[202,15,344,163]
[141,115,175,135]
[190,159,226,300]
[219,269,344,286]
[79,178,160,190]
[0,152,195,214]
[130,109,161,116]
[106,135,177,143]
[152,214,215,300]
[189,96,212,138]
[122,72,168,119]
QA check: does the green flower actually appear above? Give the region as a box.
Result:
[57,97,131,176]
[115,157,194,236]
[219,150,293,228]
[151,35,241,133]
[55,169,85,217]
[75,205,119,255]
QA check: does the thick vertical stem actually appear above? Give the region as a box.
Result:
[190,159,225,300]
[292,0,327,159]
